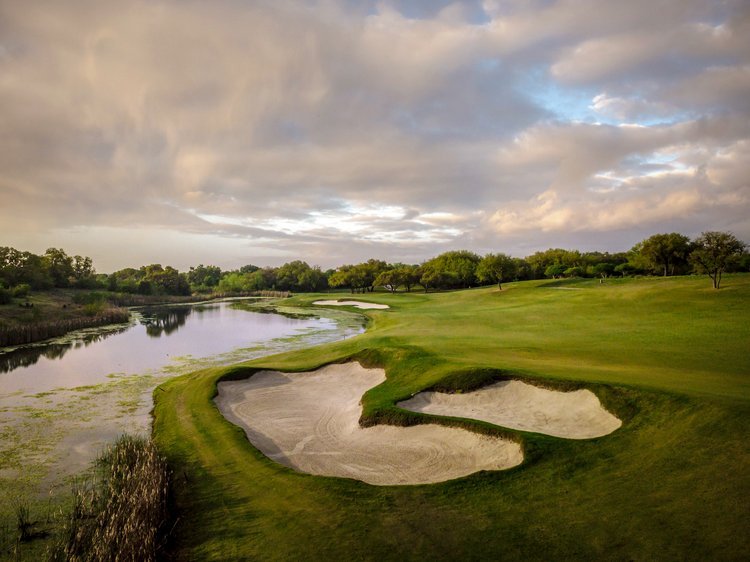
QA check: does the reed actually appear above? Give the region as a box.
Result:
[0,308,130,347]
[49,434,170,562]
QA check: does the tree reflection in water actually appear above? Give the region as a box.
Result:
[139,307,192,338]
[0,328,129,374]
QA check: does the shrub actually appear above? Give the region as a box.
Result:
[82,302,105,316]
[72,291,106,305]
[13,283,31,298]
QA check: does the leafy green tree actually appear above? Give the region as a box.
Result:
[544,264,566,279]
[527,249,582,279]
[187,265,223,292]
[512,258,533,281]
[476,253,516,290]
[217,272,251,293]
[374,269,402,293]
[298,267,327,292]
[564,266,585,278]
[633,233,692,276]
[0,247,52,289]
[329,260,387,293]
[690,231,746,289]
[590,263,615,278]
[140,264,190,295]
[248,268,277,291]
[239,264,260,274]
[418,268,456,292]
[419,251,480,290]
[397,265,421,292]
[328,265,354,293]
[72,255,99,288]
[44,248,74,287]
[274,261,326,292]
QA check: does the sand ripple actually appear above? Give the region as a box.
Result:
[216,363,522,485]
[398,380,621,439]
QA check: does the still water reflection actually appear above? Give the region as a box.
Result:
[0,301,358,395]
[0,300,363,491]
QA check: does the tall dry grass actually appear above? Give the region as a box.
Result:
[49,434,170,562]
[0,309,131,347]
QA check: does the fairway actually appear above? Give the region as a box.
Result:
[153,275,750,560]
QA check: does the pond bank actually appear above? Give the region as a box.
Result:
[0,299,364,554]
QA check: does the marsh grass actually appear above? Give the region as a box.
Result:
[14,500,32,542]
[49,434,170,562]
[0,309,130,347]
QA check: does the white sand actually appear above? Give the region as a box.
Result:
[215,362,522,485]
[312,300,390,309]
[398,380,621,439]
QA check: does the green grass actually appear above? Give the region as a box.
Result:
[153,274,750,560]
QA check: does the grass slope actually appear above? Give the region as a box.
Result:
[153,274,750,560]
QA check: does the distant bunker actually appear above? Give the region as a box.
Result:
[312,300,390,309]
[215,363,621,485]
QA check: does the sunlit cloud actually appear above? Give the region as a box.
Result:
[0,0,748,270]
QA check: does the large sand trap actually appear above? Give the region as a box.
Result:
[216,363,522,485]
[312,300,390,309]
[399,380,621,439]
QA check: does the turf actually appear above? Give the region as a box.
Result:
[153,274,750,560]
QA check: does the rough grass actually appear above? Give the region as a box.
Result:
[153,274,750,560]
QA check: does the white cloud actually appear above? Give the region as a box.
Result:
[0,0,748,268]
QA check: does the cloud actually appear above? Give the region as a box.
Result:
[0,0,748,269]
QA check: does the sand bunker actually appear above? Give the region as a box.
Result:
[399,380,621,439]
[312,300,390,309]
[216,363,522,485]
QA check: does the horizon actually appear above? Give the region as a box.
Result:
[1,0,748,271]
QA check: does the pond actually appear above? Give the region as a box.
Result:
[0,299,363,500]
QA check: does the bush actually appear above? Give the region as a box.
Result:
[13,283,31,298]
[82,302,106,316]
[72,291,107,305]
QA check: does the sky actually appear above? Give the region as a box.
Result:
[1,0,748,272]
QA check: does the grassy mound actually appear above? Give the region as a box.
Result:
[153,274,750,560]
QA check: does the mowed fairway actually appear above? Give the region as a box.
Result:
[153,274,750,560]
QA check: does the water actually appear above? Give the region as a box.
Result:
[0,300,363,497]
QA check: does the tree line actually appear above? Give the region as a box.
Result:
[1,231,747,302]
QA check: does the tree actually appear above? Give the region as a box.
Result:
[544,264,566,279]
[591,263,615,279]
[187,265,223,292]
[476,253,516,290]
[374,269,402,293]
[419,251,480,290]
[690,231,746,289]
[44,248,74,287]
[633,233,692,276]
[564,266,585,278]
[329,260,388,293]
[140,264,190,295]
[400,265,421,292]
[72,255,98,288]
[217,272,247,293]
[527,249,582,279]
